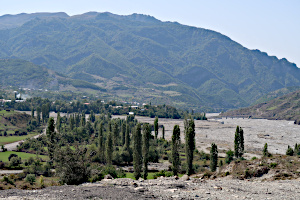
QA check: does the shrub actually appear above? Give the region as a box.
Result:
[2,176,15,186]
[269,163,277,168]
[38,175,45,188]
[225,150,234,164]
[9,157,22,168]
[25,174,36,185]
[286,146,294,156]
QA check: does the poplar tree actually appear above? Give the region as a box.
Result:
[210,143,218,172]
[56,112,61,133]
[234,126,244,158]
[106,131,113,165]
[31,107,34,118]
[98,122,105,163]
[133,123,142,180]
[142,123,151,179]
[46,117,56,162]
[36,106,41,125]
[125,124,130,150]
[171,125,181,175]
[162,125,165,140]
[185,117,195,176]
[154,117,158,140]
[234,126,240,158]
[113,121,119,146]
[122,122,126,146]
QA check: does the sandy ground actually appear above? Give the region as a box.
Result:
[127,114,300,158]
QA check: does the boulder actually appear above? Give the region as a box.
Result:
[104,174,113,179]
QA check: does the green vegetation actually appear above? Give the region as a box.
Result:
[1,13,300,110]
[0,151,47,162]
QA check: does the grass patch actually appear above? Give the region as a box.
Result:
[0,133,38,145]
[0,151,48,162]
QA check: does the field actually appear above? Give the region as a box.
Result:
[0,151,48,162]
[0,133,38,146]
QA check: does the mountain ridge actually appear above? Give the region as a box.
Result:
[0,12,299,111]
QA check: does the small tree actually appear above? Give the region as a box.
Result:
[286,145,294,156]
[25,174,36,185]
[171,125,181,175]
[263,143,270,157]
[162,125,165,140]
[210,143,218,172]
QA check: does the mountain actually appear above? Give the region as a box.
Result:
[0,59,105,91]
[221,89,300,121]
[0,12,299,110]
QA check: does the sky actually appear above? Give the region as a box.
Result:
[1,0,300,67]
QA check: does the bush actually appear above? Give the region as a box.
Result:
[2,176,15,186]
[269,163,277,168]
[225,150,234,164]
[25,174,36,185]
[38,175,45,188]
[9,157,22,168]
[153,170,173,179]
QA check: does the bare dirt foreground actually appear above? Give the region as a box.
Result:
[0,176,299,199]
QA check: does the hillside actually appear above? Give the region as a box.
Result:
[221,89,300,121]
[0,12,299,110]
[0,59,105,92]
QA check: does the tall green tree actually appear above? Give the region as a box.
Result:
[142,123,151,179]
[31,107,34,118]
[234,126,244,158]
[184,117,195,176]
[121,122,126,146]
[171,125,181,175]
[106,131,113,165]
[36,106,41,125]
[46,117,57,162]
[210,143,218,172]
[98,122,105,163]
[133,123,142,180]
[124,123,130,150]
[56,112,61,133]
[162,125,165,140]
[154,117,158,140]
[113,121,119,146]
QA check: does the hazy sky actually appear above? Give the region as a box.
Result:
[1,0,299,67]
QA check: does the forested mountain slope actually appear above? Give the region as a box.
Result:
[0,12,299,110]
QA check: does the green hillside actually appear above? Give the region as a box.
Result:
[0,12,299,110]
[221,89,300,121]
[0,59,105,92]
